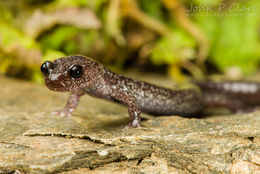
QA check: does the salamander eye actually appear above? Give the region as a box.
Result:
[40,61,54,75]
[69,65,83,79]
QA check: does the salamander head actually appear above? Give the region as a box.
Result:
[40,55,99,92]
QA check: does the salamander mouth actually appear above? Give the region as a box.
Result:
[44,80,70,92]
[46,85,69,92]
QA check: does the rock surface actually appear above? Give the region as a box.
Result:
[0,75,259,173]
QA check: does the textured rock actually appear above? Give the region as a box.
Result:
[0,75,259,173]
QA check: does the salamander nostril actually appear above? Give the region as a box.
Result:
[40,60,54,75]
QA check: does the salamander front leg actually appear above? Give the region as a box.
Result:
[52,91,85,117]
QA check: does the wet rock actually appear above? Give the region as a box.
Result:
[0,76,259,173]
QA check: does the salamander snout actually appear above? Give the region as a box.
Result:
[40,61,55,76]
[41,58,89,92]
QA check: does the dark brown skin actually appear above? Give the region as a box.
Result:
[41,55,260,128]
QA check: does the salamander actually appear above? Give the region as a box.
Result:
[40,55,260,128]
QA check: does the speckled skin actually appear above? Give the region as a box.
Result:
[42,56,203,128]
[197,80,260,113]
[197,80,260,105]
[41,55,260,128]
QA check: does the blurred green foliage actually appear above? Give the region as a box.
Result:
[195,0,260,74]
[151,29,196,65]
[0,0,259,83]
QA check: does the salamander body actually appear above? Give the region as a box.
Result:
[41,55,260,128]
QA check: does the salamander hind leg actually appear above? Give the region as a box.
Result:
[112,90,141,128]
[124,102,141,129]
